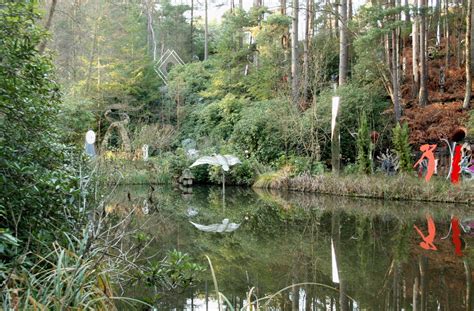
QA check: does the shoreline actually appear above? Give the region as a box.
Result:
[253,172,474,205]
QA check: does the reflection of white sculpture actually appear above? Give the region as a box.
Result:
[331,238,339,283]
[186,207,198,217]
[190,154,241,196]
[190,219,240,233]
[84,130,96,157]
[142,144,149,161]
[142,199,149,215]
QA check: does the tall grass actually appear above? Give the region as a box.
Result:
[205,256,356,311]
[2,233,153,310]
[1,157,155,310]
[254,172,474,204]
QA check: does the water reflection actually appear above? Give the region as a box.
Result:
[190,219,241,233]
[111,185,474,310]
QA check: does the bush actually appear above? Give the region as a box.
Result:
[309,83,389,164]
[231,100,289,163]
[167,61,214,106]
[274,155,326,176]
[208,157,258,186]
[356,112,373,174]
[198,94,247,141]
[133,124,176,153]
[392,122,412,172]
[0,2,78,258]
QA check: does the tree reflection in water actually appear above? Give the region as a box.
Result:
[111,185,473,310]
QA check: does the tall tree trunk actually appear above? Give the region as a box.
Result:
[404,0,411,24]
[456,0,462,68]
[463,0,472,109]
[204,0,208,60]
[291,0,299,105]
[145,0,157,61]
[413,0,420,99]
[434,0,442,46]
[445,0,450,70]
[348,0,352,21]
[38,0,58,54]
[339,0,348,85]
[190,0,194,57]
[392,29,401,120]
[303,0,313,102]
[418,0,428,106]
[392,0,401,121]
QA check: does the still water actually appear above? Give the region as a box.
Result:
[111,185,474,310]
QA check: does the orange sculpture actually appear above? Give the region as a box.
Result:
[414,144,437,182]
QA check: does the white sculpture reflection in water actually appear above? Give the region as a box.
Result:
[190,219,240,233]
[331,238,340,283]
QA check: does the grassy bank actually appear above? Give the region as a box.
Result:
[99,156,473,204]
[254,171,474,204]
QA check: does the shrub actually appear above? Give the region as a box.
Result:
[309,83,389,164]
[0,2,79,258]
[231,100,289,163]
[208,157,258,186]
[356,112,373,174]
[274,155,326,176]
[167,61,214,106]
[392,122,412,172]
[133,124,176,153]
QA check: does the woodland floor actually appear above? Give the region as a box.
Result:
[400,40,472,144]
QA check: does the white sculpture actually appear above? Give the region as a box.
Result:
[186,207,199,217]
[190,218,240,233]
[190,154,241,172]
[86,130,96,144]
[84,130,96,157]
[190,154,241,197]
[142,144,149,161]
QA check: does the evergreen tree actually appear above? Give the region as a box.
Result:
[392,122,412,172]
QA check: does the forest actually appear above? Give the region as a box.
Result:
[1,0,473,309]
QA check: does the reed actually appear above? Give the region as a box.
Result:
[253,172,474,204]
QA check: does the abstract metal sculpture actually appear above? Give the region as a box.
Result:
[101,107,132,153]
[154,49,184,85]
[377,149,399,176]
[190,154,241,197]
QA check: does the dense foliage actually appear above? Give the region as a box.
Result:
[0,2,77,259]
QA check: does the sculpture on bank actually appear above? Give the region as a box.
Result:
[377,150,399,176]
[190,154,241,197]
[84,130,96,157]
[101,105,132,153]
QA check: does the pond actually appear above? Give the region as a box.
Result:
[109,185,474,310]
